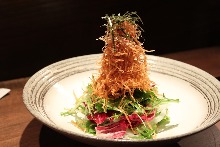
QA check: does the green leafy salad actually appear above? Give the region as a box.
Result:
[61,12,179,139]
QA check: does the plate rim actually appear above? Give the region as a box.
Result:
[23,53,220,144]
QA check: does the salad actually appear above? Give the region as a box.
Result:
[61,12,179,139]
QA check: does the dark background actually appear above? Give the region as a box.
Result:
[0,0,220,81]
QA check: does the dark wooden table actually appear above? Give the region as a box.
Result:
[0,47,220,147]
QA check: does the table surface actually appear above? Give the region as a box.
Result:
[0,47,220,147]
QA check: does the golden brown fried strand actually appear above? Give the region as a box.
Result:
[92,20,151,99]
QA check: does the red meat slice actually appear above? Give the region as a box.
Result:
[121,110,156,127]
[88,110,156,139]
[95,120,128,139]
[87,111,117,125]
[87,113,108,125]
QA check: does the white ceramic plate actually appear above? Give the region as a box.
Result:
[23,54,220,146]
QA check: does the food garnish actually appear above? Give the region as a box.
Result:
[61,12,179,139]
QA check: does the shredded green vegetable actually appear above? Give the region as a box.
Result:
[61,84,179,139]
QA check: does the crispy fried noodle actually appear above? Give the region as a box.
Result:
[92,12,151,100]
